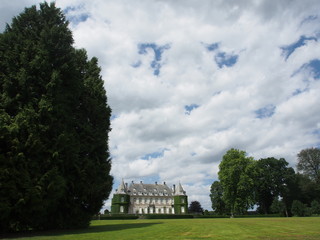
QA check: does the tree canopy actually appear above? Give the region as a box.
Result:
[218,149,255,216]
[254,157,294,214]
[211,148,320,217]
[0,3,112,232]
[188,201,204,214]
[210,181,227,215]
[297,147,320,183]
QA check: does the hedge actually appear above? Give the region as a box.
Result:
[92,214,139,220]
[143,214,194,219]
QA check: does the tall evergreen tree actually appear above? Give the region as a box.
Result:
[0,3,112,232]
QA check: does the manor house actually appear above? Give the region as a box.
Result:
[111,180,188,214]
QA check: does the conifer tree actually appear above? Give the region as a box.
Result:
[0,3,112,231]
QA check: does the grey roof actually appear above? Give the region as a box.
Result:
[128,182,173,196]
[175,182,186,196]
[116,179,128,194]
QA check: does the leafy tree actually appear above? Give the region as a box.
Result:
[0,3,112,232]
[270,198,286,216]
[218,149,255,217]
[210,180,228,215]
[297,147,320,183]
[188,201,204,214]
[277,167,298,217]
[311,200,320,214]
[295,173,320,205]
[254,158,293,214]
[291,200,312,217]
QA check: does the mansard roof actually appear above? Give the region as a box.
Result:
[128,181,173,196]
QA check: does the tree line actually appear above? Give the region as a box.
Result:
[210,148,320,217]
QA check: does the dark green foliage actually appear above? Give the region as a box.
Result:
[188,201,203,214]
[173,195,188,214]
[291,200,312,217]
[99,215,139,220]
[254,158,294,214]
[311,200,320,214]
[111,194,130,214]
[270,198,287,216]
[297,147,320,183]
[143,214,194,219]
[294,173,320,205]
[0,3,112,232]
[211,148,320,218]
[210,181,228,215]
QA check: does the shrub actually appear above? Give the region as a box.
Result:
[311,200,320,215]
[99,214,139,220]
[144,214,194,219]
[291,200,312,217]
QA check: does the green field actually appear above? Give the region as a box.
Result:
[3,217,320,240]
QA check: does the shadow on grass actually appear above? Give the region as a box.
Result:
[1,222,162,239]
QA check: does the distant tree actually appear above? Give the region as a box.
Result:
[0,3,112,232]
[254,158,293,214]
[188,201,204,214]
[297,148,320,183]
[204,210,210,215]
[210,181,228,215]
[218,149,255,217]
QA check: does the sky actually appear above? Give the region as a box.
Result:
[2,0,320,211]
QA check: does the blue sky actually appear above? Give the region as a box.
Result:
[2,0,320,211]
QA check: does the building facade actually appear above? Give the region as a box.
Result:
[111,180,188,214]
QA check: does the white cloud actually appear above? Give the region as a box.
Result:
[2,0,320,211]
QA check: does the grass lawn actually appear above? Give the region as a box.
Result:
[2,217,320,240]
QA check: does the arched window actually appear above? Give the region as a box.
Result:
[120,206,124,213]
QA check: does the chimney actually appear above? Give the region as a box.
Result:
[125,183,128,188]
[163,181,166,185]
[140,181,143,184]
[155,181,157,185]
[173,184,176,193]
[132,180,134,184]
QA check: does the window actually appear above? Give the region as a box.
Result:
[181,198,185,203]
[181,207,185,213]
[120,206,124,213]
[121,197,124,202]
